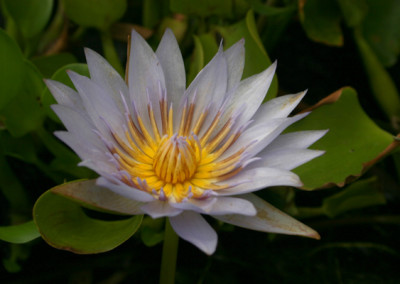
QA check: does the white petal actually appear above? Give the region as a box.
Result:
[78,158,117,175]
[245,113,309,158]
[252,91,306,122]
[219,113,307,161]
[84,48,129,113]
[55,131,114,173]
[156,28,186,110]
[140,201,182,218]
[171,197,217,213]
[224,62,276,126]
[218,117,286,161]
[68,71,126,141]
[128,29,166,134]
[97,177,155,202]
[224,39,245,91]
[214,194,320,239]
[255,148,325,170]
[208,196,256,216]
[45,79,85,112]
[51,104,93,134]
[169,211,218,255]
[171,197,255,216]
[265,130,328,151]
[183,49,228,134]
[216,167,302,196]
[52,179,144,215]
[51,105,109,160]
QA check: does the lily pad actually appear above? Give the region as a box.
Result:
[288,87,395,189]
[33,190,142,254]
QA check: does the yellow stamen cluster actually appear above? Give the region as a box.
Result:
[109,96,245,203]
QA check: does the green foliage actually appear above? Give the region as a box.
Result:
[32,53,78,78]
[290,87,393,189]
[33,190,142,254]
[322,177,386,218]
[1,0,400,282]
[62,0,127,31]
[299,0,343,46]
[0,60,45,137]
[3,0,53,39]
[217,10,278,99]
[187,33,219,84]
[0,221,40,244]
[361,0,400,67]
[170,0,232,17]
[0,29,25,109]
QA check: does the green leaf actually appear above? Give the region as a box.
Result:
[170,0,232,17]
[33,190,142,254]
[32,53,78,78]
[289,87,394,189]
[187,33,219,84]
[322,177,386,218]
[255,2,297,52]
[42,63,89,122]
[143,0,169,29]
[0,60,45,137]
[337,0,367,27]
[0,152,29,210]
[0,29,25,109]
[354,31,400,124]
[140,217,164,247]
[361,0,400,67]
[63,0,127,31]
[216,10,278,99]
[3,0,53,38]
[250,0,295,16]
[0,221,40,244]
[299,0,343,46]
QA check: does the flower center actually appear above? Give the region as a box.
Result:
[106,93,247,202]
[153,134,199,184]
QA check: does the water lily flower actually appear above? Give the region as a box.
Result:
[45,29,326,255]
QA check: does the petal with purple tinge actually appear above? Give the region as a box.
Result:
[169,211,217,255]
[141,201,182,218]
[216,167,302,196]
[97,177,155,202]
[215,193,320,239]
[156,29,186,110]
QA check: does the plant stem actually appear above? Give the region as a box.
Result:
[159,219,179,284]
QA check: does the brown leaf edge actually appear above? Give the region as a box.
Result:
[299,87,400,189]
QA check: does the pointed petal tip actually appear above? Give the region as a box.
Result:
[266,60,277,75]
[305,229,321,240]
